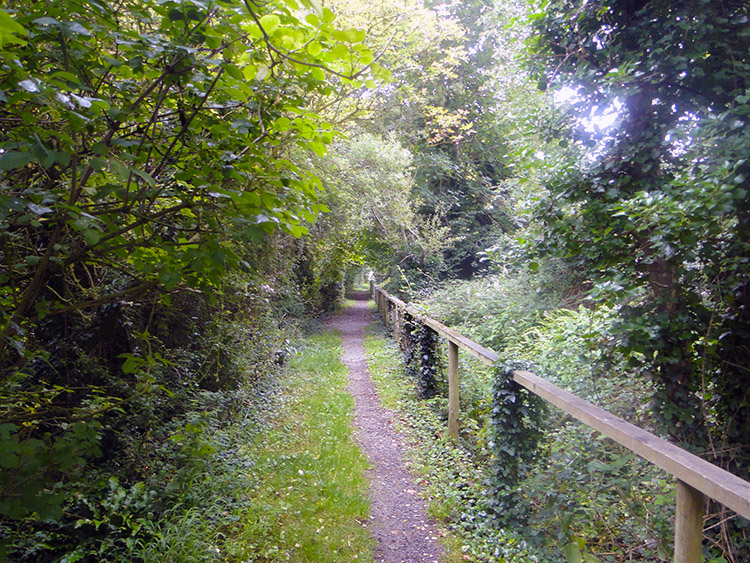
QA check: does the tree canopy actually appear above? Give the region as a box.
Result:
[528,0,750,467]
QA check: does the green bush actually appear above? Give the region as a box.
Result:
[0,237,332,560]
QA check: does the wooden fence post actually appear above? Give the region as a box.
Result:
[674,479,704,563]
[448,341,459,441]
[392,305,401,343]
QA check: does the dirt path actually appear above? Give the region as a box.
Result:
[328,291,444,563]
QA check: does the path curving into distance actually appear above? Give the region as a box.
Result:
[328,291,444,563]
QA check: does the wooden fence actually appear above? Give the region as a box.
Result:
[371,283,750,563]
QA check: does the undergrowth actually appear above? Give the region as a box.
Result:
[369,271,686,562]
[130,330,374,562]
[363,322,543,563]
[417,274,679,562]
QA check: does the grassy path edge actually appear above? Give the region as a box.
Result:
[234,329,376,561]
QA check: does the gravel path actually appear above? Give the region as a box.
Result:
[328,291,444,563]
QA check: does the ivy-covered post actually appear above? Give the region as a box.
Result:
[402,312,415,356]
[675,480,705,563]
[417,325,439,399]
[448,341,460,440]
[488,362,547,524]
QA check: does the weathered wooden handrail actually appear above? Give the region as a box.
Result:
[370,283,750,563]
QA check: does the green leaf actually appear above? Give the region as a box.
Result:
[0,151,34,171]
[83,229,101,245]
[562,542,582,563]
[168,8,185,21]
[256,64,270,81]
[308,141,327,157]
[32,17,60,27]
[273,117,292,132]
[322,7,336,24]
[242,64,258,80]
[331,43,349,60]
[0,9,28,47]
[307,41,322,56]
[288,224,308,237]
[119,353,142,375]
[132,167,156,187]
[259,14,280,36]
[109,160,129,181]
[346,28,366,43]
[300,0,323,15]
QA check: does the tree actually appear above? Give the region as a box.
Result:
[0,0,386,545]
[325,0,518,283]
[0,0,386,353]
[528,1,750,554]
[307,129,455,294]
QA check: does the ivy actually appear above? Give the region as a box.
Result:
[399,313,440,399]
[416,324,440,399]
[526,6,750,535]
[487,361,546,526]
[401,312,419,385]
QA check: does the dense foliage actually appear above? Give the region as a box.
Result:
[528,0,750,455]
[0,0,385,558]
[3,0,750,560]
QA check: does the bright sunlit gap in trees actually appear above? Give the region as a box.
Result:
[554,85,621,133]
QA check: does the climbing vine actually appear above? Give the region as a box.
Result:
[401,312,417,377]
[487,361,547,525]
[416,325,440,399]
[400,313,440,399]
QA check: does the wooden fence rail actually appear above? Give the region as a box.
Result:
[370,283,750,563]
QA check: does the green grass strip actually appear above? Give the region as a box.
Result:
[232,330,375,562]
[129,330,374,563]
